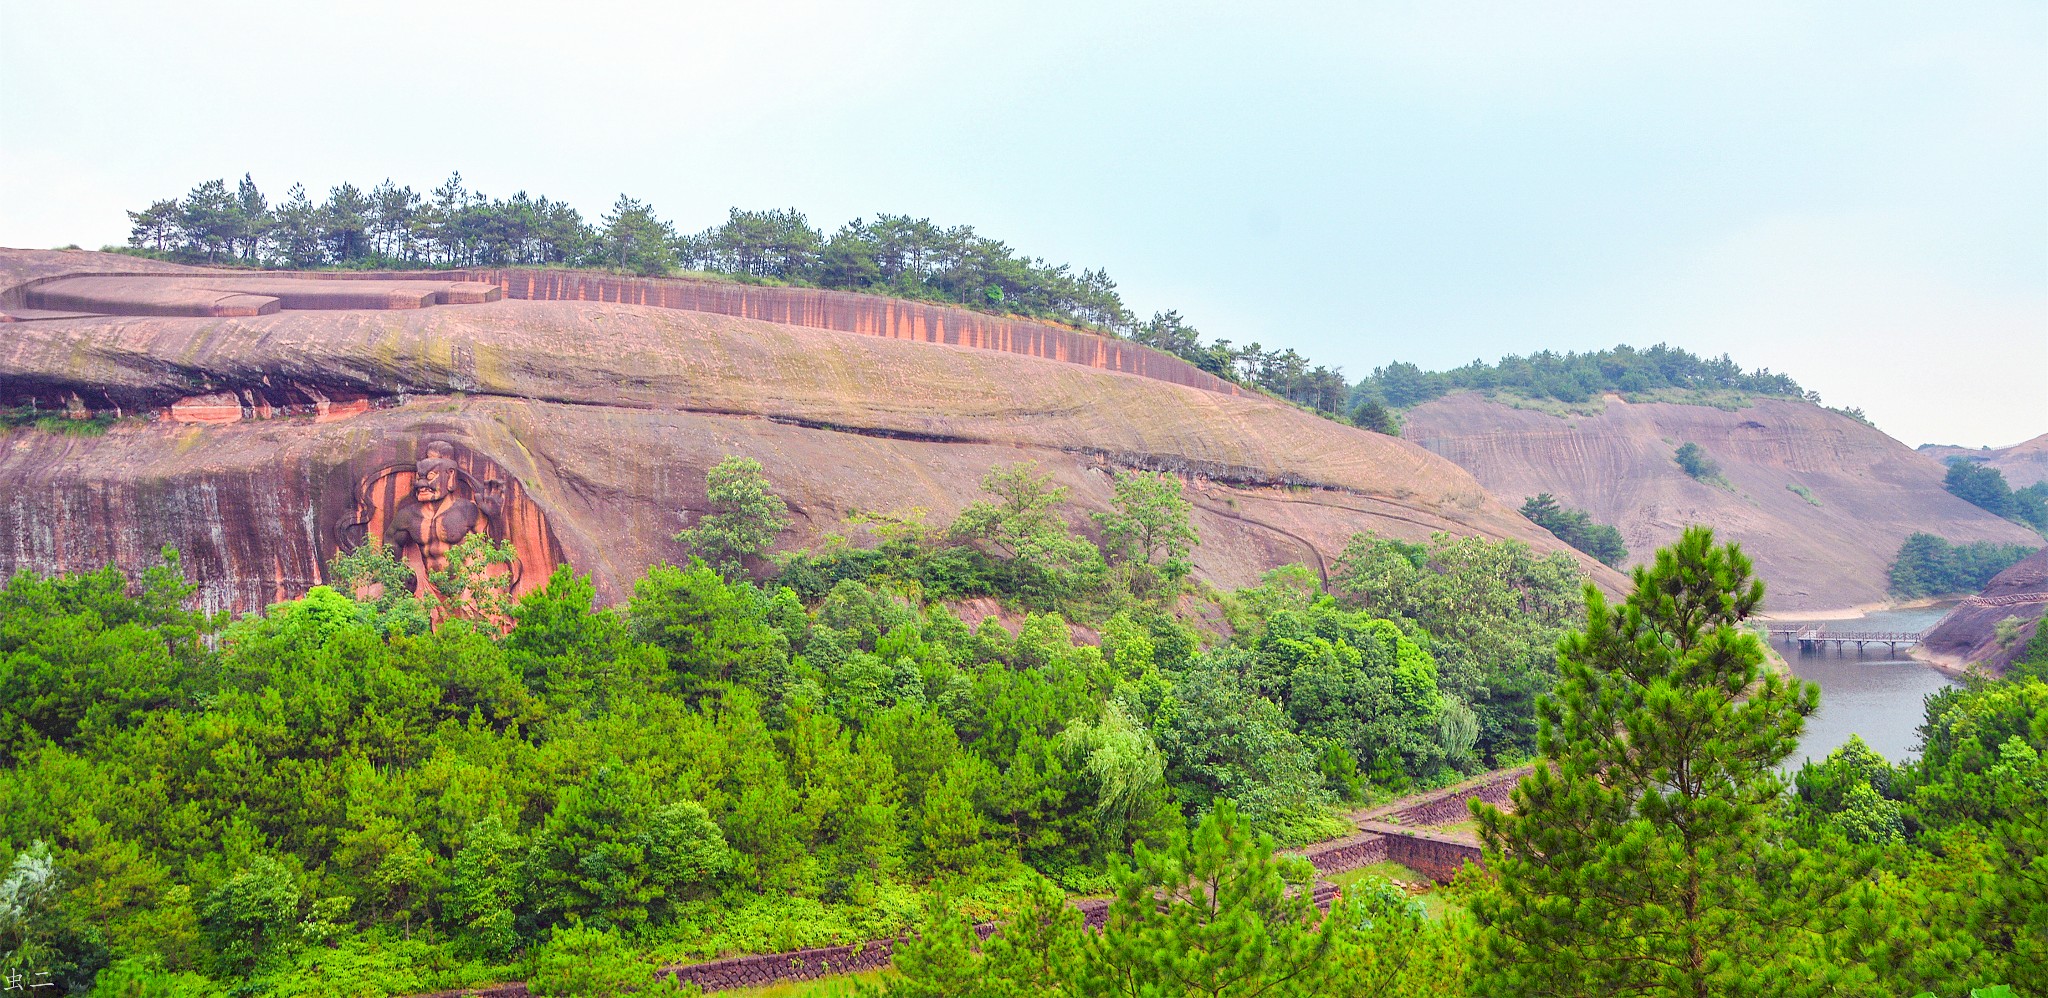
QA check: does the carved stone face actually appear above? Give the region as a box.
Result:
[414,456,459,503]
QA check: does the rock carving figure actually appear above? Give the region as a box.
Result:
[333,438,560,614]
[384,440,505,583]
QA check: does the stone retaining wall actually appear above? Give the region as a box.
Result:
[664,935,901,991]
[1295,830,1389,874]
[1377,765,1529,827]
[1362,824,1486,884]
[414,887,1341,995]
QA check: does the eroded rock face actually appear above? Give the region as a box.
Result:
[1402,392,2042,612]
[0,249,1622,612]
[18,275,500,316]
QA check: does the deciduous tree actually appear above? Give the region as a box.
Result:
[1093,470,1198,593]
[675,456,792,577]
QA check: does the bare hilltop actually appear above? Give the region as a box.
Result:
[1920,433,2048,489]
[1402,391,2038,613]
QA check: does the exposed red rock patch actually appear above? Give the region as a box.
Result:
[1918,548,2048,676]
[22,275,500,317]
[168,392,242,424]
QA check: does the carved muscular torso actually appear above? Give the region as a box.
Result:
[385,494,486,580]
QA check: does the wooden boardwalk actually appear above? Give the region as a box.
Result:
[1764,623,1924,654]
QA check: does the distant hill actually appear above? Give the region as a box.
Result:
[1401,391,2040,612]
[1919,433,2048,488]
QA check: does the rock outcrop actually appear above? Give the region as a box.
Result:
[0,250,1623,613]
[1401,392,2041,612]
[1917,548,2048,676]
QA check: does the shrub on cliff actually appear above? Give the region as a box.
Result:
[676,456,793,578]
[1349,397,1401,435]
[1674,441,1723,483]
[1519,493,1628,567]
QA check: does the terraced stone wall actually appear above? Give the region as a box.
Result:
[411,890,1346,996]
[1297,830,1391,873]
[1381,831,1485,883]
[1382,766,1529,826]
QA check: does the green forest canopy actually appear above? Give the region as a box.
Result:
[0,461,1588,994]
[3,490,2041,995]
[1351,343,1812,409]
[1888,533,2039,599]
[119,175,1854,424]
[1943,461,2048,538]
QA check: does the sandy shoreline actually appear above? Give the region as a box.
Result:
[1756,596,1951,622]
[1906,645,1975,680]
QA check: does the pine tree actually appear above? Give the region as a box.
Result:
[600,194,678,276]
[1075,800,1336,996]
[1469,526,1862,997]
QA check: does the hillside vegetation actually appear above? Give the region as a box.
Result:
[0,247,1622,612]
[115,176,1355,416]
[120,177,1877,428]
[5,525,2041,996]
[1518,494,1628,567]
[1888,533,2040,599]
[1351,342,1816,411]
[1943,461,2048,538]
[1921,433,2048,489]
[0,457,1589,994]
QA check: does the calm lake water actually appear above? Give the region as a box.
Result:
[1776,603,1958,766]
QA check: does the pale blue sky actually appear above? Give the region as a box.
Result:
[3,1,2042,446]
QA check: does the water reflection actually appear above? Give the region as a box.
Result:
[1775,604,1958,766]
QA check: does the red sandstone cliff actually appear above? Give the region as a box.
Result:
[0,250,1624,613]
[1402,392,2041,612]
